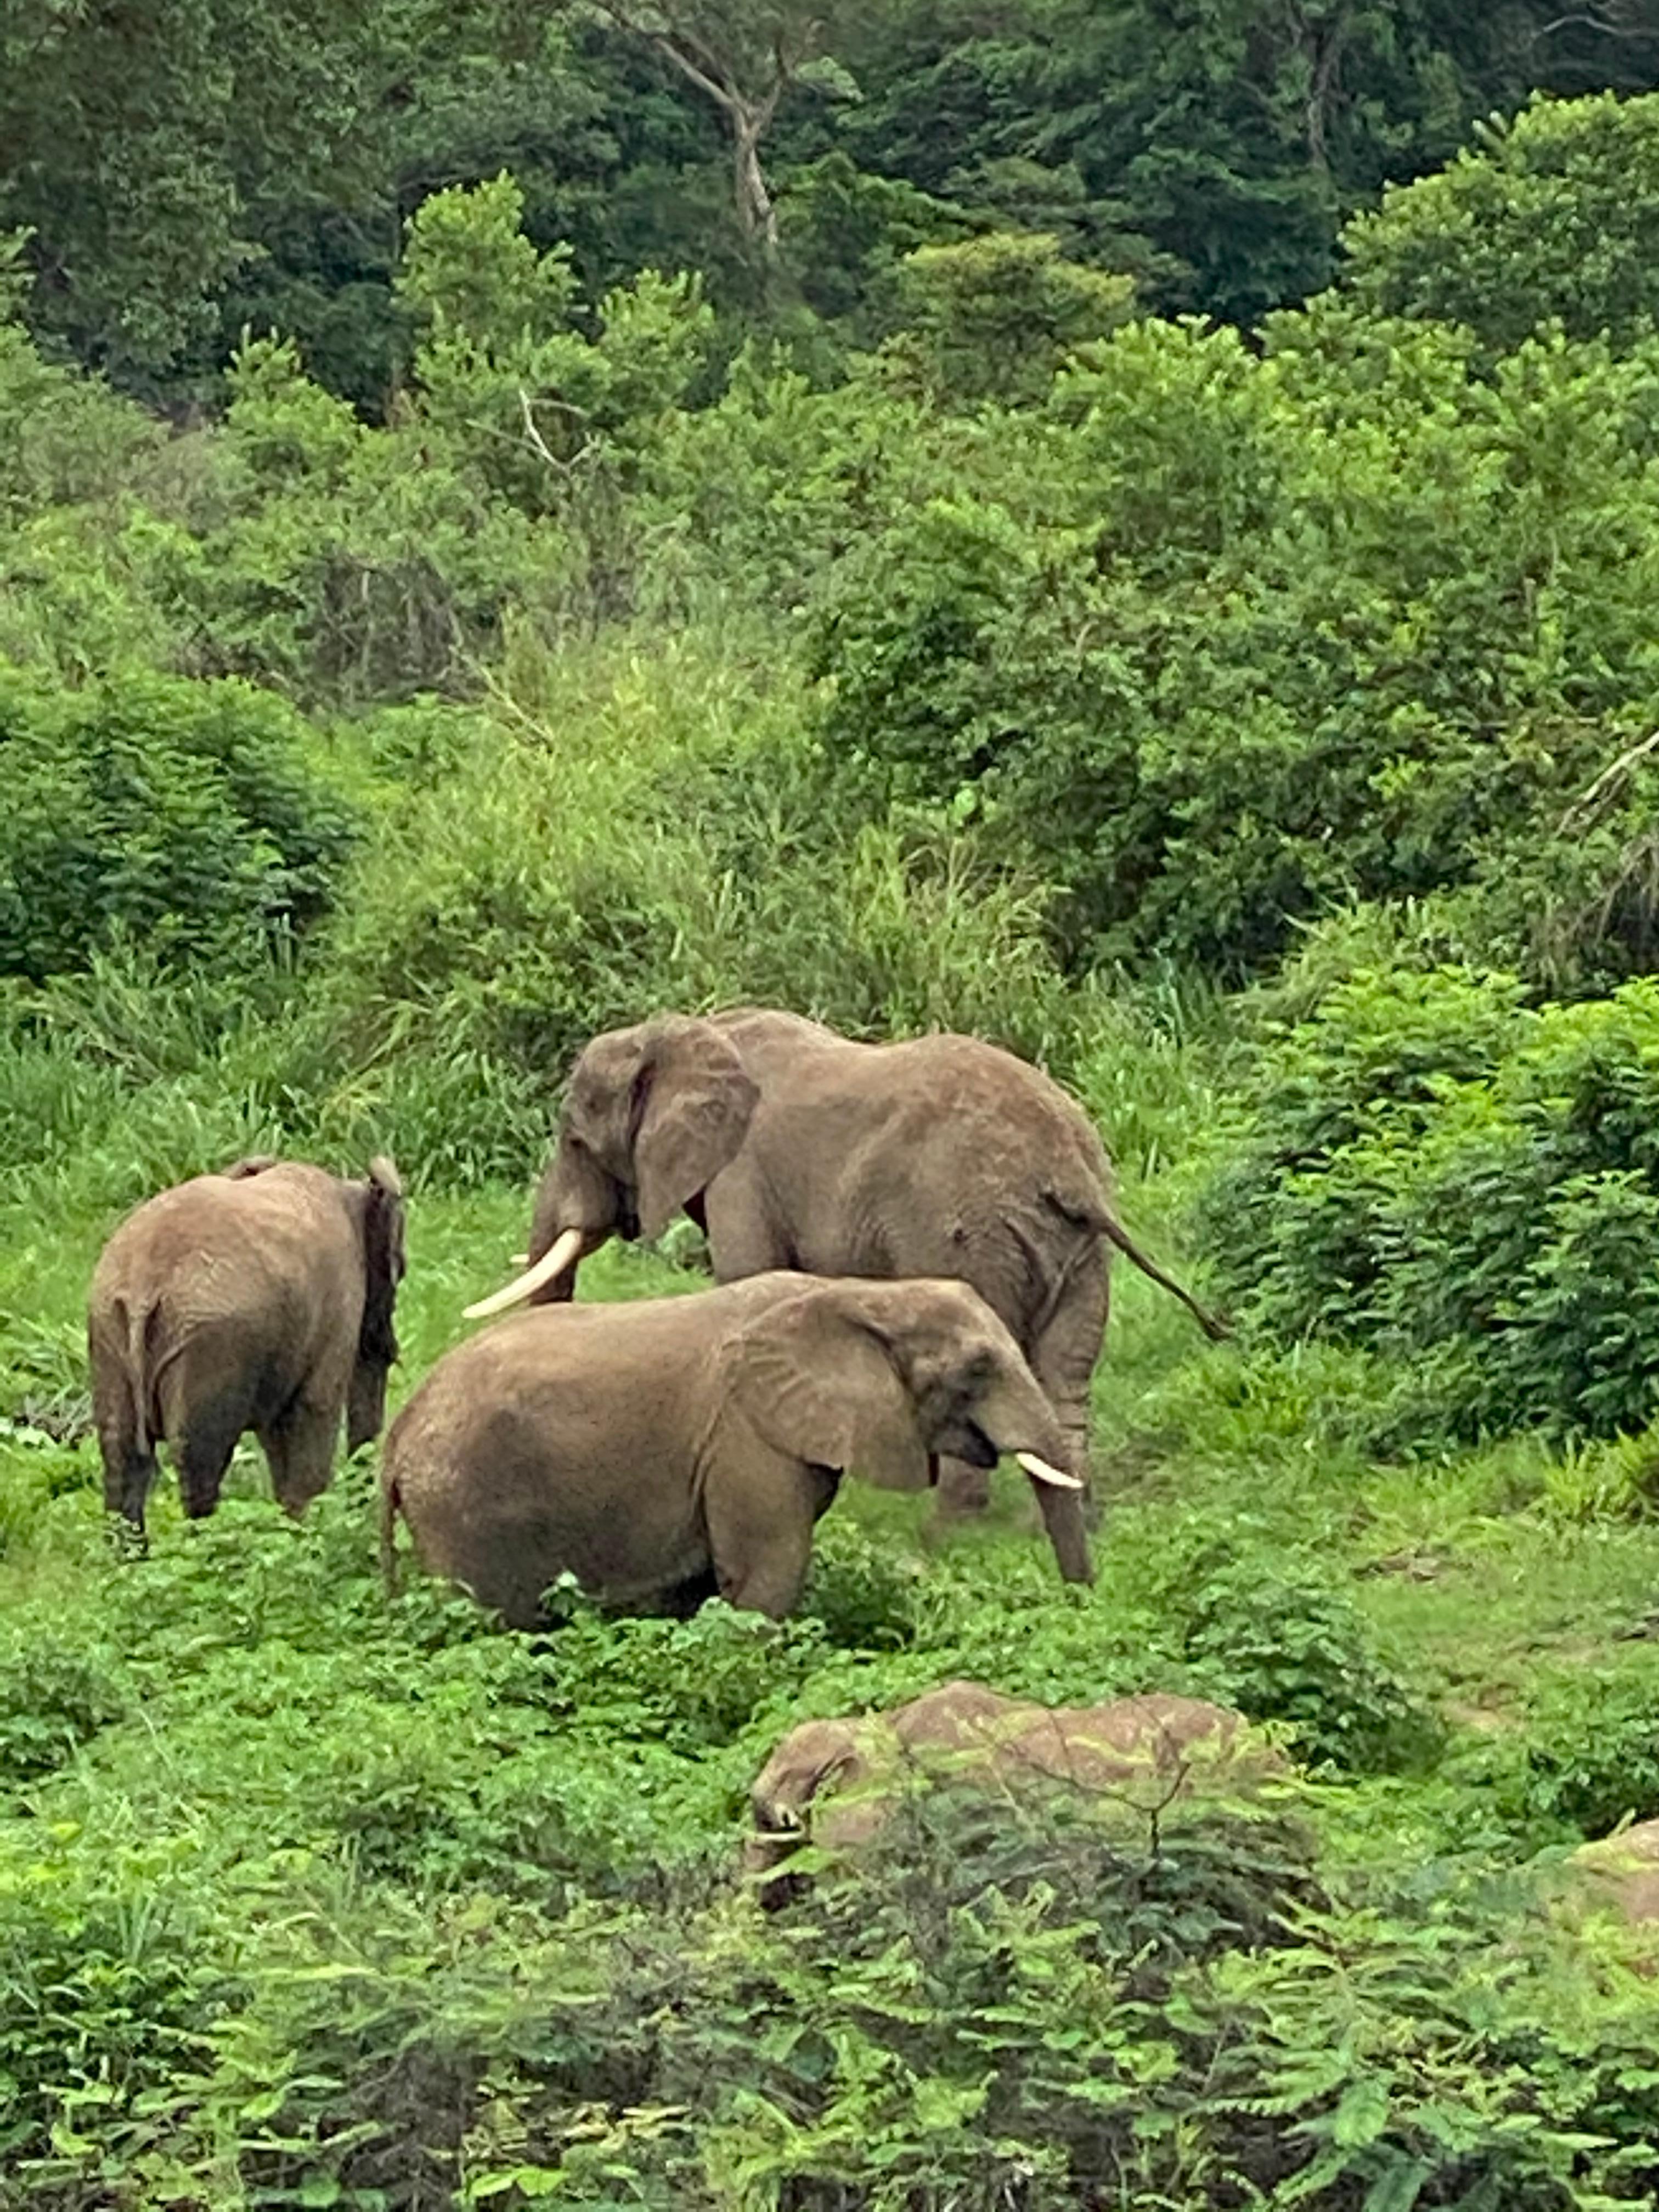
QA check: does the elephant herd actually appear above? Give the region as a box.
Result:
[87,1007,1226,1624]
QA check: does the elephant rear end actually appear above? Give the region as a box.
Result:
[88,1156,407,1539]
[89,1224,266,1526]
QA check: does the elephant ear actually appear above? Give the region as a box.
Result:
[634,1019,760,1243]
[359,1155,405,1366]
[725,1290,929,1492]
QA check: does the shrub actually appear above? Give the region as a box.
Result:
[1205,970,1659,1447]
[885,230,1136,406]
[155,1792,1659,2212]
[0,1635,128,1783]
[0,663,359,982]
[809,311,1659,979]
[1511,1650,1659,1837]
[1149,1532,1440,1775]
[535,1589,830,1754]
[1340,90,1659,361]
[798,1519,924,1651]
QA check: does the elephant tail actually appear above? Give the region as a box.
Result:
[1097,1211,1230,1341]
[379,1468,402,1600]
[119,1296,166,1457]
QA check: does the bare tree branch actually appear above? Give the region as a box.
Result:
[597,2,743,119]
[1537,9,1652,39]
[1557,728,1659,834]
[516,384,593,474]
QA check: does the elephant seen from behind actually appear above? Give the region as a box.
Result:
[384,1271,1082,1622]
[88,1154,406,1539]
[466,1007,1224,1575]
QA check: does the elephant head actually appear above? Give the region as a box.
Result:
[346,1155,406,1452]
[725,1277,1093,1583]
[466,1015,758,1318]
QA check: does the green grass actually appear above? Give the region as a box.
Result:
[7,1000,1659,2204]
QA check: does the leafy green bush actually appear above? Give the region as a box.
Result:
[798,1519,924,1650]
[0,1846,216,2201]
[1149,1532,1440,1775]
[1503,1649,1659,1839]
[884,229,1136,405]
[0,663,359,981]
[110,1793,1659,2212]
[1341,91,1659,360]
[809,308,1659,979]
[195,182,719,698]
[1206,969,1659,1447]
[0,1634,128,1782]
[533,1590,830,1754]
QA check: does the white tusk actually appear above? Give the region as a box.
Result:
[1015,1451,1085,1492]
[509,1252,528,1266]
[463,1226,585,1319]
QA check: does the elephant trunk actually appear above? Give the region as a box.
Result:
[1030,1480,1094,1585]
[979,1383,1095,1587]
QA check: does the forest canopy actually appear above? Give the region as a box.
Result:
[5,0,1659,400]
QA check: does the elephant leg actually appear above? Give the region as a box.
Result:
[657,1565,721,1619]
[260,1398,341,1519]
[92,1355,156,1537]
[173,1414,244,1521]
[157,1348,255,1521]
[933,1453,994,1518]
[704,1477,817,1620]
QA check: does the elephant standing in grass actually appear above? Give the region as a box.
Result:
[466,1008,1224,1582]
[88,1155,406,1539]
[383,1272,1080,1623]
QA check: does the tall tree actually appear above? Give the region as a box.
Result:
[590,1,851,251]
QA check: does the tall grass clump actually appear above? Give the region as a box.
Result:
[310,634,1089,1182]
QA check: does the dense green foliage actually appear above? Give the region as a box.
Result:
[6,0,1658,403]
[0,666,357,981]
[8,63,1659,2211]
[1344,89,1659,359]
[1206,969,1659,1449]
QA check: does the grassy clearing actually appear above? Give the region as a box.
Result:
[8,985,1659,2205]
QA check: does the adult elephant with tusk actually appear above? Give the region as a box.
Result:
[465,1007,1226,1579]
[386,1272,1083,1622]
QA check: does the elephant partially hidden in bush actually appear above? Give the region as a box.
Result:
[465,1008,1225,1579]
[385,1271,1080,1622]
[88,1155,406,1539]
[744,1680,1290,1894]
